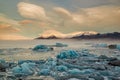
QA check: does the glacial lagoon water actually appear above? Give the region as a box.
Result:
[0,39,120,80]
[0,39,120,61]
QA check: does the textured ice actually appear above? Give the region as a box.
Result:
[116,45,120,50]
[68,69,81,75]
[38,69,50,76]
[57,50,79,59]
[68,78,80,80]
[21,62,34,75]
[12,62,35,76]
[55,65,68,72]
[12,66,22,73]
[0,59,5,63]
[33,45,53,52]
[1,48,120,80]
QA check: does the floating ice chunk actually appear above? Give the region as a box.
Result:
[98,55,108,59]
[45,60,56,67]
[82,69,94,74]
[12,66,22,73]
[21,62,34,75]
[0,59,5,63]
[55,43,68,47]
[68,69,94,75]
[99,71,113,76]
[28,62,36,67]
[68,78,80,80]
[93,43,107,48]
[33,45,53,52]
[38,69,50,76]
[57,50,79,59]
[68,69,81,75]
[55,65,68,72]
[116,45,120,50]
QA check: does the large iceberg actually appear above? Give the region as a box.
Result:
[12,62,36,76]
[32,45,53,52]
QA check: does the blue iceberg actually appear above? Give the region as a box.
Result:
[68,69,81,75]
[57,50,79,59]
[33,45,53,52]
[93,43,107,48]
[12,62,35,76]
[0,59,5,63]
[38,69,50,76]
[116,45,120,50]
[21,62,34,75]
[12,66,22,73]
[55,43,68,47]
[55,65,68,72]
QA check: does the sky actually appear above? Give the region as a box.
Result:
[0,0,120,40]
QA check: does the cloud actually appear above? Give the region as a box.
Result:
[16,2,120,33]
[50,6,120,32]
[0,14,28,40]
[0,24,20,34]
[19,20,34,25]
[0,14,21,34]
[18,2,47,21]
[0,34,31,40]
[0,13,19,26]
[53,7,72,19]
[72,6,120,27]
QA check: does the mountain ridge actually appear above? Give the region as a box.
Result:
[35,30,98,39]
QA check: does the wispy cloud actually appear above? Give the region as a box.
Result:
[0,34,31,40]
[18,2,47,21]
[17,2,120,33]
[53,7,72,19]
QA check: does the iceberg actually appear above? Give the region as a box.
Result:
[68,69,81,75]
[32,45,53,52]
[55,65,68,72]
[38,69,50,76]
[116,45,120,50]
[92,43,107,48]
[57,50,79,59]
[21,62,34,75]
[0,59,5,63]
[55,43,68,47]
[12,66,22,73]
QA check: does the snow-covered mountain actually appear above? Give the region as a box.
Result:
[36,30,98,39]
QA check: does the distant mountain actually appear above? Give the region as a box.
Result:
[35,30,98,39]
[36,35,59,39]
[35,30,120,39]
[36,30,66,39]
[72,32,120,39]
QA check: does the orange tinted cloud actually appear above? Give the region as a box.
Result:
[0,34,31,40]
[0,24,20,34]
[18,2,47,21]
[19,20,34,25]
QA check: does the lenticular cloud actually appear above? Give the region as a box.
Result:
[17,2,47,20]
